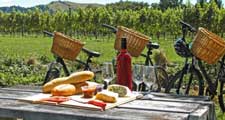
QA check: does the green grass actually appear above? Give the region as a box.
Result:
[0,35,224,119]
[0,35,182,64]
[0,36,53,60]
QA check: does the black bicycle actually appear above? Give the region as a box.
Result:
[164,21,204,95]
[43,31,101,85]
[102,24,169,92]
[165,21,225,112]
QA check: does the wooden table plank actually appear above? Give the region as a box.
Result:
[140,92,215,120]
[0,86,215,120]
[0,99,189,120]
[118,100,200,113]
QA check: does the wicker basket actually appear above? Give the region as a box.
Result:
[191,27,225,64]
[115,26,150,57]
[51,32,84,60]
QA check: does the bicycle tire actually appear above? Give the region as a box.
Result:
[191,66,205,96]
[43,62,61,85]
[218,81,225,112]
[165,70,182,93]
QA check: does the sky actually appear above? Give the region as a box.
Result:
[0,0,197,7]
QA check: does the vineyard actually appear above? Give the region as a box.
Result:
[0,1,225,39]
[0,1,225,119]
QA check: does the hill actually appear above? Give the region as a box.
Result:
[0,1,104,12]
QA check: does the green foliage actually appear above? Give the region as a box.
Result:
[106,0,149,11]
[0,55,46,86]
[0,2,224,38]
[0,35,180,86]
[159,0,183,11]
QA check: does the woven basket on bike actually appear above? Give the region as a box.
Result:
[191,27,225,64]
[51,32,84,60]
[115,26,149,57]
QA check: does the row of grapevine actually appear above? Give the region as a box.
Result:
[0,2,224,38]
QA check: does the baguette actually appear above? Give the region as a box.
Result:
[42,71,94,93]
[95,90,118,103]
[67,71,94,83]
[72,82,88,95]
[51,84,76,96]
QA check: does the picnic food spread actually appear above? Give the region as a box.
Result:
[21,71,137,111]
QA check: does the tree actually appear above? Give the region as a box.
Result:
[106,1,149,11]
[159,0,183,11]
[211,0,223,9]
[197,0,207,7]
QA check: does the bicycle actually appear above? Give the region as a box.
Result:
[164,21,204,96]
[165,21,225,112]
[103,22,225,112]
[42,31,101,85]
[102,24,169,92]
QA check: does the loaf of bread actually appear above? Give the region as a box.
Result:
[72,82,88,95]
[67,71,94,84]
[95,90,118,103]
[107,84,131,97]
[42,71,94,93]
[51,84,76,96]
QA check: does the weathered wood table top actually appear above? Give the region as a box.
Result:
[0,86,216,120]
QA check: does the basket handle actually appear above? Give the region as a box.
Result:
[102,24,117,34]
[43,30,54,37]
[180,21,196,33]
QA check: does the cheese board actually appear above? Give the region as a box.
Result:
[19,92,138,111]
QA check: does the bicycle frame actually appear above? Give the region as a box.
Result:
[43,31,101,84]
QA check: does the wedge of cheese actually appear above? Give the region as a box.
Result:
[95,90,118,103]
[107,84,131,97]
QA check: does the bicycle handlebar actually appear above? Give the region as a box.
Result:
[180,21,197,33]
[43,30,54,37]
[102,24,117,34]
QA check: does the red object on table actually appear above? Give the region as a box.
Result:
[116,37,132,90]
[71,99,106,111]
[81,85,96,98]
[39,96,70,104]
[39,96,107,110]
[87,100,107,110]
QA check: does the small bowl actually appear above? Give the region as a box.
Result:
[81,85,96,98]
[95,84,104,95]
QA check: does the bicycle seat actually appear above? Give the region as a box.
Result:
[146,42,159,49]
[82,48,101,57]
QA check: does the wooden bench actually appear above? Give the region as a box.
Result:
[0,85,215,120]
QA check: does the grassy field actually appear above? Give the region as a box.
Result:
[0,35,183,63]
[0,35,224,119]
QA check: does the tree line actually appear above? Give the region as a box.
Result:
[0,1,224,39]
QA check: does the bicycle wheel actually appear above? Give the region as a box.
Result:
[165,70,183,93]
[154,66,169,92]
[218,80,225,112]
[43,62,61,85]
[201,63,219,98]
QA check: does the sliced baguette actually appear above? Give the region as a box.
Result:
[42,71,94,93]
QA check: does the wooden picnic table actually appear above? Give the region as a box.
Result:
[0,85,216,120]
